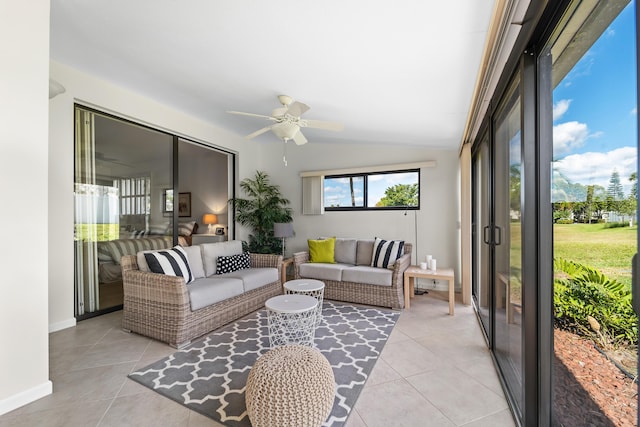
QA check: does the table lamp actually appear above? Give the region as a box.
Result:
[273,222,294,257]
[202,213,218,234]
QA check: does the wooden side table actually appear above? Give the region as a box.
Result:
[403,266,455,315]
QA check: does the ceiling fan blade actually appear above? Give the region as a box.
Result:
[303,119,344,132]
[286,101,310,117]
[246,125,274,139]
[227,111,275,120]
[293,130,308,145]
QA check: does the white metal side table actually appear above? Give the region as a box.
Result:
[283,279,325,327]
[265,294,318,348]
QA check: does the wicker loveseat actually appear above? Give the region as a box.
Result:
[293,238,412,309]
[122,240,282,348]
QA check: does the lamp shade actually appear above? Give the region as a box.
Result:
[202,213,218,225]
[273,222,294,238]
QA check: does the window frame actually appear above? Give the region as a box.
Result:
[114,176,150,216]
[323,168,420,211]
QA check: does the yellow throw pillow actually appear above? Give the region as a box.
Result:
[308,237,336,263]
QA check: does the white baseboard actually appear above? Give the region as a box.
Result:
[49,317,76,333]
[0,381,52,416]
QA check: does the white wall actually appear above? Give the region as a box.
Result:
[179,142,229,231]
[0,0,52,414]
[48,61,259,331]
[255,141,462,290]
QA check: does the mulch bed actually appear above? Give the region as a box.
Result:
[554,328,637,426]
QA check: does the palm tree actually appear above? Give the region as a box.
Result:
[229,171,293,253]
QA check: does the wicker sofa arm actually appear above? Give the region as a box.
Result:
[250,253,283,268]
[292,251,310,279]
[121,255,190,307]
[391,252,412,288]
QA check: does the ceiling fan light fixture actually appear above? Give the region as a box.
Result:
[278,95,293,106]
[271,123,299,140]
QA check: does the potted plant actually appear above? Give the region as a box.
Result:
[229,171,293,254]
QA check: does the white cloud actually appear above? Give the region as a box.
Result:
[323,185,342,193]
[631,107,637,115]
[553,121,592,155]
[553,99,571,121]
[553,146,637,192]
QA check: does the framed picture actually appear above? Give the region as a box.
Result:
[178,192,191,217]
[215,227,225,235]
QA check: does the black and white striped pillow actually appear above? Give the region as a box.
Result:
[144,245,194,284]
[371,238,405,269]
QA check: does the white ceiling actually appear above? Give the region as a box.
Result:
[50,0,496,149]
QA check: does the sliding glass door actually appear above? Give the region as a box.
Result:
[74,106,235,319]
[472,76,524,420]
[470,1,638,424]
[493,78,524,415]
[74,107,174,316]
[472,132,491,338]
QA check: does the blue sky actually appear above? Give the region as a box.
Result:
[552,0,637,195]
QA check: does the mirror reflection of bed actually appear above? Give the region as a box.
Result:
[95,232,195,311]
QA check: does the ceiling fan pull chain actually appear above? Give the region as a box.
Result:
[282,139,288,166]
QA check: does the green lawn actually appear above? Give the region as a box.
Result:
[554,223,636,288]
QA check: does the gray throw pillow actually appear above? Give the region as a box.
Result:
[356,239,375,266]
[334,238,357,265]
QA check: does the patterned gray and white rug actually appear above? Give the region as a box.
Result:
[128,300,399,427]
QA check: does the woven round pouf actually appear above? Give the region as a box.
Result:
[246,345,335,427]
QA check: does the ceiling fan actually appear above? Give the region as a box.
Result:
[227,95,344,146]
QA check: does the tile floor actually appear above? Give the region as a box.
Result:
[0,291,515,427]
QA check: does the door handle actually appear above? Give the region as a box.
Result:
[483,226,491,244]
[494,226,502,246]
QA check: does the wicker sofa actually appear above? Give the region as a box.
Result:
[293,238,412,309]
[121,240,282,348]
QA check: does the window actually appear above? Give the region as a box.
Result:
[163,188,174,213]
[324,169,419,210]
[114,177,150,215]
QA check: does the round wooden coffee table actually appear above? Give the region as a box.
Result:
[265,294,318,348]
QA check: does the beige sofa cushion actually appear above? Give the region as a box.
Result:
[187,277,244,310]
[299,263,349,281]
[202,240,243,277]
[334,238,357,265]
[342,266,393,286]
[356,239,375,265]
[183,245,205,278]
[221,268,279,292]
